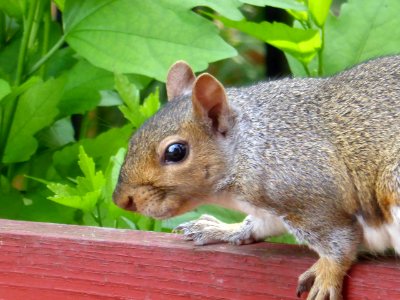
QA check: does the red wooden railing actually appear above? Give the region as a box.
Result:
[0,219,399,299]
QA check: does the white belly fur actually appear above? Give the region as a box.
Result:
[357,206,400,254]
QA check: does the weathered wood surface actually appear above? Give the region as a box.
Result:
[0,219,399,299]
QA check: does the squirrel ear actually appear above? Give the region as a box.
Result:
[166,61,196,101]
[192,73,231,135]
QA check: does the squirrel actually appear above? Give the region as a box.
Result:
[113,56,400,300]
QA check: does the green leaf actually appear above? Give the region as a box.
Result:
[59,60,115,116]
[0,79,11,102]
[240,0,306,11]
[98,90,122,107]
[47,146,105,211]
[115,73,161,128]
[323,0,400,75]
[308,0,332,27]
[115,73,143,127]
[140,88,161,119]
[53,124,133,178]
[3,77,65,163]
[63,0,236,81]
[0,36,21,82]
[216,14,321,64]
[103,148,126,208]
[36,117,75,149]
[0,0,27,19]
[54,0,65,11]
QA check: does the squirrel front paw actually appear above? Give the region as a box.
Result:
[175,214,256,246]
[297,257,345,300]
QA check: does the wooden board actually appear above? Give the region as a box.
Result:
[0,219,399,299]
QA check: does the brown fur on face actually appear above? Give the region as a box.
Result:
[113,115,227,219]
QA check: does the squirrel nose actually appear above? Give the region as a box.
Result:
[113,188,137,212]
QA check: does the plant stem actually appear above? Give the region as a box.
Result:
[15,0,39,86]
[39,5,51,77]
[317,26,325,76]
[302,62,311,77]
[96,203,103,227]
[28,35,65,76]
[27,0,44,51]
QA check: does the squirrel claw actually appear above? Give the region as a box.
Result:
[297,270,316,298]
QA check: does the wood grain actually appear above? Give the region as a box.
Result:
[0,219,398,299]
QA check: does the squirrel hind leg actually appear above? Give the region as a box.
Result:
[286,212,360,300]
[297,257,348,300]
[376,157,400,253]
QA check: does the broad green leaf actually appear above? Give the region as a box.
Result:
[0,77,40,157]
[37,118,75,149]
[43,46,78,80]
[98,90,122,107]
[216,15,321,64]
[240,0,306,11]
[0,36,21,82]
[59,60,115,116]
[0,79,11,102]
[3,77,65,163]
[323,0,400,75]
[308,0,332,27]
[0,0,27,19]
[63,0,236,81]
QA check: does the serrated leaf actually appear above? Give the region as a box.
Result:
[308,0,332,27]
[46,146,105,211]
[115,73,160,128]
[63,0,236,81]
[77,146,105,192]
[3,77,65,163]
[323,0,400,75]
[216,14,321,64]
[140,88,160,120]
[240,0,306,11]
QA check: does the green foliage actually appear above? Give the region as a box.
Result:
[0,0,239,230]
[214,14,321,65]
[115,74,160,128]
[219,0,400,77]
[63,0,237,81]
[0,0,398,245]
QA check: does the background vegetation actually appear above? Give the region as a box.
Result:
[0,0,399,241]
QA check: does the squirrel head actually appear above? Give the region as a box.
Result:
[113,61,234,219]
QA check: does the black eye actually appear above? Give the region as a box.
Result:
[164,143,188,163]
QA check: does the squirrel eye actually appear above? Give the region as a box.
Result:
[164,143,188,163]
